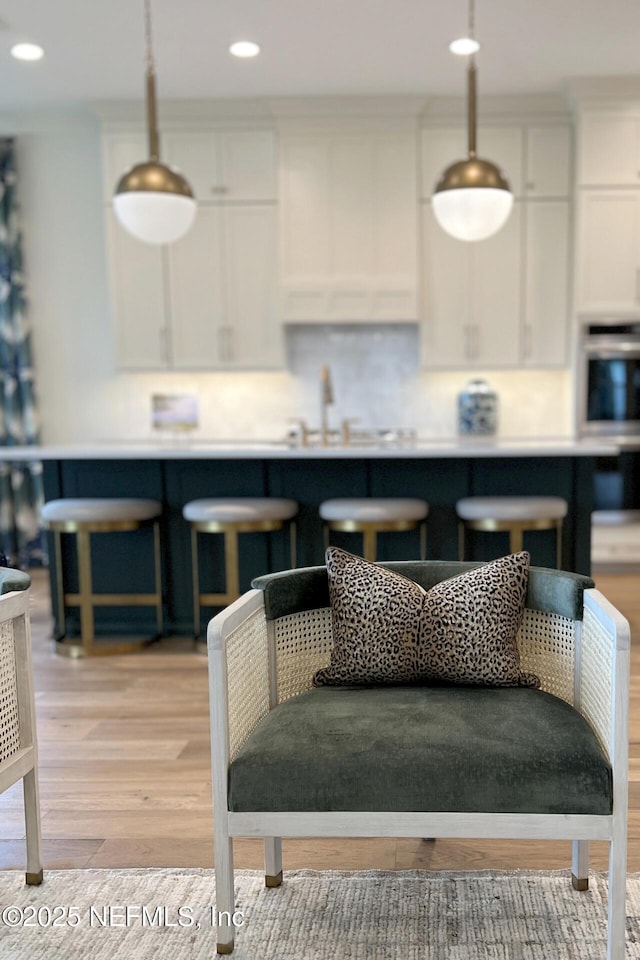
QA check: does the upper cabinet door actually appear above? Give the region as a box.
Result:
[421,205,470,368]
[222,205,282,367]
[162,131,220,202]
[163,129,277,202]
[166,207,225,368]
[218,131,277,201]
[471,205,522,367]
[525,126,571,197]
[523,201,570,366]
[575,190,640,313]
[280,131,417,321]
[578,114,640,185]
[106,212,168,370]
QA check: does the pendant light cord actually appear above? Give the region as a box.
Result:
[144,0,154,73]
[467,0,477,159]
[143,0,159,162]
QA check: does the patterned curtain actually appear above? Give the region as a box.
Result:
[0,139,45,567]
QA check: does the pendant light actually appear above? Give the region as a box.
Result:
[113,0,196,245]
[431,0,513,242]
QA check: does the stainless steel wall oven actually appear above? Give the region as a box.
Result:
[580,322,640,439]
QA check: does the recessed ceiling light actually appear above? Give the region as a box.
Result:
[11,42,44,61]
[449,37,480,55]
[229,40,260,59]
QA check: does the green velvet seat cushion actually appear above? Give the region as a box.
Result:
[228,686,611,815]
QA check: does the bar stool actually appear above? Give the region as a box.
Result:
[182,497,298,640]
[41,498,163,657]
[319,497,429,561]
[456,495,568,566]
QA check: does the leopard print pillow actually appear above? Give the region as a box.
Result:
[313,547,539,688]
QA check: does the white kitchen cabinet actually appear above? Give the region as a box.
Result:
[279,132,417,321]
[421,124,570,201]
[163,129,276,202]
[522,201,570,366]
[421,121,571,369]
[103,128,276,203]
[108,205,281,370]
[167,205,280,369]
[421,204,521,368]
[103,125,282,370]
[421,126,523,199]
[422,198,570,369]
[525,127,571,197]
[575,190,640,314]
[106,212,168,369]
[578,113,640,186]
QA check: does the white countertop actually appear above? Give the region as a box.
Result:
[0,437,620,460]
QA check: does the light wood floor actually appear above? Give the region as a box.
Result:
[1,568,640,874]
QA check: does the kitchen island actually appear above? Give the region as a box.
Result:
[5,437,614,639]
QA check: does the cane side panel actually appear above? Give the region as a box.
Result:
[0,620,20,763]
[226,606,270,762]
[274,608,333,704]
[517,608,576,706]
[580,603,614,756]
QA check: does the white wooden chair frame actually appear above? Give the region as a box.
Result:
[0,581,43,884]
[208,585,629,958]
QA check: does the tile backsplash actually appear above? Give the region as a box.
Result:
[50,324,574,444]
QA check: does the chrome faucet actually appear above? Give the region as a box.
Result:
[319,364,334,446]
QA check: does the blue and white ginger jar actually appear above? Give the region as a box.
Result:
[457,379,499,436]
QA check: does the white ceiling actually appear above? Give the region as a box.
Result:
[0,0,639,110]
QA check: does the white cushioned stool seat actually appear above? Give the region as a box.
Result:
[319,497,429,561]
[42,498,162,524]
[183,498,298,525]
[182,497,299,642]
[319,498,429,523]
[40,497,164,657]
[456,496,568,566]
[456,496,568,522]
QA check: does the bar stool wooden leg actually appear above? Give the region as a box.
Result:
[76,528,95,652]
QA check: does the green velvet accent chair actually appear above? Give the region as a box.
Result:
[207,561,630,959]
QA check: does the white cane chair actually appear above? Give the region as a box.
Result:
[0,568,42,885]
[207,560,629,958]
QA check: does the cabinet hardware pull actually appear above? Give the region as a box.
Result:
[211,185,229,194]
[526,181,535,190]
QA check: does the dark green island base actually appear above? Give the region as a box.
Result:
[42,452,595,639]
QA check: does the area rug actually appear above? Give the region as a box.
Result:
[0,868,638,959]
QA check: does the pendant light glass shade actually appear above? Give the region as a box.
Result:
[113,0,196,245]
[114,162,196,245]
[432,161,513,242]
[432,0,512,243]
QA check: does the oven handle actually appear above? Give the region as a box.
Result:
[584,341,640,357]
